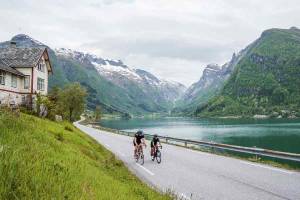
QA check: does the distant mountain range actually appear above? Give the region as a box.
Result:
[0,34,185,115]
[2,27,299,118]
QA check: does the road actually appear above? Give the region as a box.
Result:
[74,122,300,200]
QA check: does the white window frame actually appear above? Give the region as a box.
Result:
[37,62,45,72]
[0,70,5,85]
[37,78,45,91]
[11,74,17,88]
[24,75,30,89]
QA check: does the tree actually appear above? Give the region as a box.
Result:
[36,93,51,118]
[261,73,278,96]
[272,87,289,104]
[58,83,87,122]
[94,105,101,121]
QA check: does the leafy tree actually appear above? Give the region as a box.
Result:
[272,87,289,104]
[58,83,87,122]
[94,105,101,121]
[36,93,51,118]
[261,73,278,96]
[122,113,132,119]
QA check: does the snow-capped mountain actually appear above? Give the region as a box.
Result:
[55,48,186,105]
[56,48,184,88]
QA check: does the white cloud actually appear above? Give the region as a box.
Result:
[0,0,299,85]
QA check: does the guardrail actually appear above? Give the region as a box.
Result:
[88,123,300,163]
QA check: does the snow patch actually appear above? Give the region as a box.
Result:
[92,61,142,81]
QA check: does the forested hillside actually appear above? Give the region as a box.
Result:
[196,27,300,118]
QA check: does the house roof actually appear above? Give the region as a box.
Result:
[0,60,25,76]
[0,46,46,68]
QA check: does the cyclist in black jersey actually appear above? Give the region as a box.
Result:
[133,130,146,158]
[150,134,161,158]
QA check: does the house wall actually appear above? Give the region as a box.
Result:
[32,56,49,95]
[0,72,25,105]
[0,52,51,106]
[16,67,32,93]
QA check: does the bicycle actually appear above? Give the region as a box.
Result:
[152,145,162,164]
[135,144,145,165]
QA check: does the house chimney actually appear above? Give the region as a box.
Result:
[10,41,17,47]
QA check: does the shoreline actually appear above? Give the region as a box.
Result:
[80,118,300,171]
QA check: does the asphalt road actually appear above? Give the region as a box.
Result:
[74,122,300,200]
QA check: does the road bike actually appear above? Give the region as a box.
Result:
[135,144,145,165]
[152,145,162,164]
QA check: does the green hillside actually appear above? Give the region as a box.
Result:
[196,27,300,118]
[50,55,141,115]
[0,111,171,200]
[49,54,177,116]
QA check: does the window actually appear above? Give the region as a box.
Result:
[37,62,45,72]
[11,74,17,88]
[0,70,5,85]
[21,95,26,104]
[24,75,30,89]
[37,78,45,91]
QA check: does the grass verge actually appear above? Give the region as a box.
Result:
[0,111,171,200]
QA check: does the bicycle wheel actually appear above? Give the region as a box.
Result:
[140,153,145,165]
[135,151,139,162]
[156,150,161,164]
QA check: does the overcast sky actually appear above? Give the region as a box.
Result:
[0,0,299,86]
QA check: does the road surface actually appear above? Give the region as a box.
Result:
[74,122,300,200]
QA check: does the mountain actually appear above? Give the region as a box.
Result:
[0,34,186,115]
[55,48,186,113]
[195,27,300,118]
[173,44,250,115]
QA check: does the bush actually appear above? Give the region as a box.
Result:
[55,132,64,142]
[64,125,74,132]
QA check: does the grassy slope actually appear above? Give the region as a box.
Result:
[0,112,170,200]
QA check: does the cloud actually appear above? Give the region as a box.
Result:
[0,0,299,85]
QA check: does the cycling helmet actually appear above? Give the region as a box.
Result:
[137,130,143,135]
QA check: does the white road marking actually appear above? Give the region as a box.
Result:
[136,163,155,176]
[240,161,293,174]
[181,193,191,200]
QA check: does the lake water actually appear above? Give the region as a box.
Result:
[99,117,300,154]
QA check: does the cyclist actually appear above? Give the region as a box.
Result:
[151,134,161,159]
[133,130,146,158]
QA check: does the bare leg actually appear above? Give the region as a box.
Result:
[134,146,137,158]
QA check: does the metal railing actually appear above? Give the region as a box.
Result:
[88,123,300,163]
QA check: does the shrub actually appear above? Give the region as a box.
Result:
[64,125,74,132]
[55,132,64,142]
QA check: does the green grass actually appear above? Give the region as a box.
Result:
[0,111,171,200]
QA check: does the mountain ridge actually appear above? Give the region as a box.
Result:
[173,42,251,115]
[195,27,300,118]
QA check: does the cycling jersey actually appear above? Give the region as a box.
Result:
[134,133,144,145]
[151,137,160,147]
